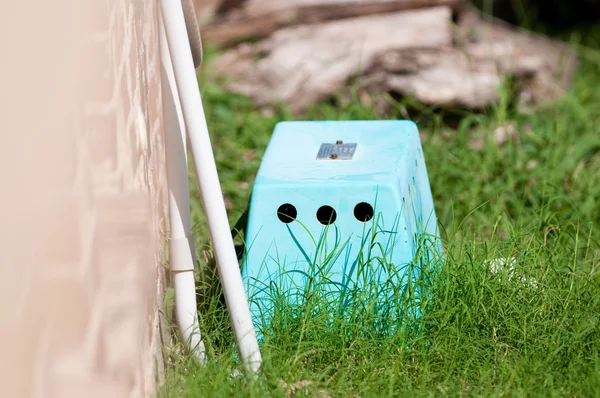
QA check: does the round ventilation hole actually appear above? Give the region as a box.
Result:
[354,202,374,222]
[277,203,297,223]
[316,205,337,225]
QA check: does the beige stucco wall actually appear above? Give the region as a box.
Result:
[0,1,168,397]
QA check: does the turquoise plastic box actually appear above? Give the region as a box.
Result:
[241,120,441,332]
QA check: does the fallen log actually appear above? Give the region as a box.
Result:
[202,0,467,47]
[213,6,452,111]
[212,6,577,113]
[192,0,246,24]
[455,9,578,108]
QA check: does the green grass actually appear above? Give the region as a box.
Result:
[159,28,600,397]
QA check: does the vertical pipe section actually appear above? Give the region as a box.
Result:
[159,0,262,373]
[159,14,206,363]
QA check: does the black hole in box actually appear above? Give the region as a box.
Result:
[277,203,297,223]
[316,205,337,225]
[354,202,374,222]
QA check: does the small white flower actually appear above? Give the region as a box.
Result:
[485,257,538,288]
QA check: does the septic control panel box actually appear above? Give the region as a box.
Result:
[242,120,441,332]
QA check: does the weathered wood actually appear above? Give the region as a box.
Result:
[455,9,578,109]
[202,0,467,47]
[241,0,465,16]
[213,7,452,111]
[212,6,577,113]
[192,0,246,24]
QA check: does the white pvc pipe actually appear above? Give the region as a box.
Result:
[159,0,262,373]
[159,15,206,364]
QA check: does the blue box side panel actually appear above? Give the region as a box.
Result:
[241,120,441,332]
[242,183,415,329]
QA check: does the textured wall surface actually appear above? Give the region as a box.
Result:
[0,1,167,397]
